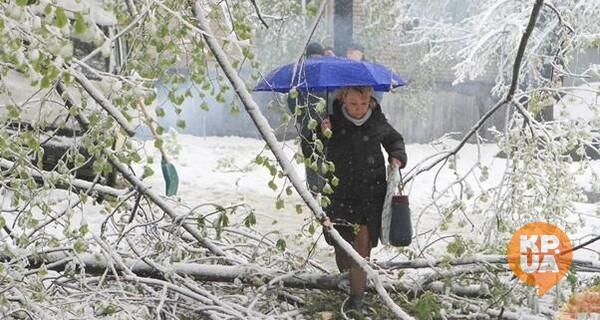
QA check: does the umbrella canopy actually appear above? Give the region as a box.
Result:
[254,56,406,93]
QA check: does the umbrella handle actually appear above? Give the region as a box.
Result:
[326,89,332,116]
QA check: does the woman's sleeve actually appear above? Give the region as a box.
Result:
[381,119,407,169]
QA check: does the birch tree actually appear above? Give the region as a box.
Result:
[0,0,599,319]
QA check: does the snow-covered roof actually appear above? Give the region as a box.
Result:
[0,70,144,129]
[60,0,117,26]
[0,70,70,126]
[32,0,118,26]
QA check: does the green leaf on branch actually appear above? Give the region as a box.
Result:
[254,155,265,165]
[79,224,89,236]
[73,239,87,254]
[142,166,154,178]
[321,162,329,175]
[55,7,68,28]
[414,292,440,320]
[320,196,330,208]
[276,239,286,251]
[275,198,284,210]
[243,211,256,228]
[289,88,298,99]
[315,140,324,153]
[308,223,315,235]
[331,176,339,187]
[316,99,326,113]
[154,138,163,149]
[217,211,229,230]
[74,13,87,34]
[327,161,335,173]
[446,235,466,257]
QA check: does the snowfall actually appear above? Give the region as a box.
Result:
[130,132,600,268]
[1,79,599,316]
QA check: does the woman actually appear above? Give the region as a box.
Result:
[321,86,407,311]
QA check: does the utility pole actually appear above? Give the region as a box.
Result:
[333,0,353,56]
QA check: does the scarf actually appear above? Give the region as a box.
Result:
[342,106,372,126]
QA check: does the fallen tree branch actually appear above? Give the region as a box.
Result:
[106,156,242,263]
[561,235,600,255]
[0,158,125,198]
[378,254,600,273]
[55,81,91,130]
[56,78,242,263]
[450,295,548,320]
[3,249,495,299]
[69,69,136,137]
[188,2,414,319]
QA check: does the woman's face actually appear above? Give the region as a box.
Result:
[343,90,371,119]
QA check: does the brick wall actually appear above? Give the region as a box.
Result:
[350,0,502,143]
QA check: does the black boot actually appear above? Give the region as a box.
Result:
[347,294,364,314]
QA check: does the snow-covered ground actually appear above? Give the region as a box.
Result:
[2,131,597,268]
[1,131,598,317]
[135,134,600,268]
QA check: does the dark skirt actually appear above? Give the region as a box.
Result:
[324,195,384,248]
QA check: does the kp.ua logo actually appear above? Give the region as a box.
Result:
[507,222,572,296]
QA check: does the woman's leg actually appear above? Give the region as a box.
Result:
[349,225,371,301]
[334,248,352,272]
[332,226,354,272]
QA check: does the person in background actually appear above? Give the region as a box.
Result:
[321,86,407,313]
[287,42,327,194]
[346,42,384,103]
[345,42,365,61]
[305,42,324,58]
[323,46,336,57]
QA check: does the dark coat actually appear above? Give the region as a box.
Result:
[324,98,407,247]
[287,91,335,192]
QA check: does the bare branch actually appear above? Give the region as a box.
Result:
[543,2,575,34]
[250,0,269,29]
[405,0,546,183]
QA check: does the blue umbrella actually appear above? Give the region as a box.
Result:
[254,56,406,93]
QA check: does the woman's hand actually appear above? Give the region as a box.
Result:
[389,157,403,169]
[321,117,331,134]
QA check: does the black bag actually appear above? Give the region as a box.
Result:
[389,171,412,247]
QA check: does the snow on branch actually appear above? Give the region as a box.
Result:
[188,2,414,319]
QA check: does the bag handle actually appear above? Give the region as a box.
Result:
[389,164,405,196]
[398,169,405,196]
[396,168,404,196]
